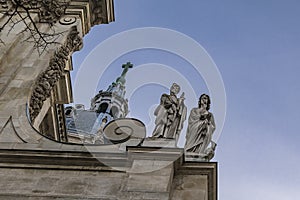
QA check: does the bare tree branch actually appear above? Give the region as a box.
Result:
[0,0,70,55]
[0,7,18,32]
[7,13,26,35]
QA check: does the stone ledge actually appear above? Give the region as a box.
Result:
[142,137,177,148]
[0,192,118,200]
[0,148,130,171]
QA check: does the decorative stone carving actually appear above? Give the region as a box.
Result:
[151,83,187,144]
[90,0,104,25]
[0,1,114,51]
[56,104,68,142]
[38,0,71,24]
[59,16,77,25]
[0,1,78,54]
[200,141,217,161]
[29,25,82,121]
[89,0,108,26]
[103,118,146,146]
[0,0,70,25]
[0,0,9,9]
[184,94,216,161]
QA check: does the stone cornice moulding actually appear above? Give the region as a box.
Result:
[66,0,115,35]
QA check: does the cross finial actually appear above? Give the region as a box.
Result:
[121,62,133,77]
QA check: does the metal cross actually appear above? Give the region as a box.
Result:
[121,62,133,77]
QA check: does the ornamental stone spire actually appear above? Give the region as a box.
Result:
[106,62,133,98]
[89,63,133,139]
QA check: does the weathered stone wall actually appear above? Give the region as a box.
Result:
[0,168,125,199]
[172,174,208,200]
[0,145,217,200]
[0,168,215,200]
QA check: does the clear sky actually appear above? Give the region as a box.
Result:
[71,1,300,199]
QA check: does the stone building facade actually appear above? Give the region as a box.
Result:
[0,1,217,199]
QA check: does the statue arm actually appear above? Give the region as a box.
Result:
[154,94,168,116]
[185,108,201,139]
[160,94,172,107]
[208,113,216,133]
[177,104,187,132]
[188,108,202,125]
[154,105,168,125]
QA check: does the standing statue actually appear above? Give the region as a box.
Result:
[185,94,216,156]
[152,83,187,143]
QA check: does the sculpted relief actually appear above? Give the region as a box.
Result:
[29,26,82,122]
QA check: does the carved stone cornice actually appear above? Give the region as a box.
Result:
[29,25,82,122]
[0,0,115,34]
[65,0,115,34]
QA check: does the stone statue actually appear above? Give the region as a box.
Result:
[184,94,216,157]
[152,83,187,143]
[198,141,217,161]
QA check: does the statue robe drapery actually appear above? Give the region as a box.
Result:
[185,107,215,153]
[152,93,187,139]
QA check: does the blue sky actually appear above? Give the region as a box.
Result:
[72,1,300,199]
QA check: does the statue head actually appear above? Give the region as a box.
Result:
[170,83,180,95]
[198,94,211,110]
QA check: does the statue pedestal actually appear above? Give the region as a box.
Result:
[185,153,208,162]
[142,137,176,148]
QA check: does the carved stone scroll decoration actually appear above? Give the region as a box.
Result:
[29,25,82,122]
[59,16,77,25]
